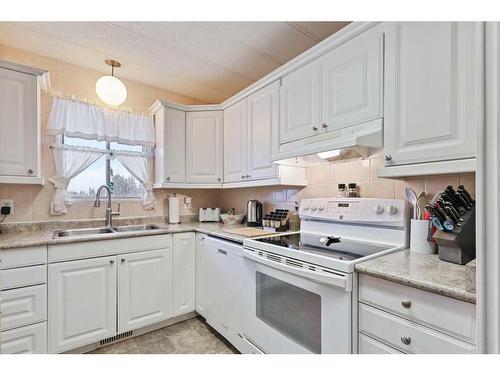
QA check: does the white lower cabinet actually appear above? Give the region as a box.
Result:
[195,233,207,318]
[48,256,117,353]
[1,322,47,354]
[118,248,173,332]
[172,233,195,317]
[358,274,476,354]
[204,236,246,352]
[1,284,47,331]
[358,333,403,354]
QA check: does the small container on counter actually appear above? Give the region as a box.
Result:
[262,209,290,232]
[348,183,359,198]
[337,184,347,198]
[288,202,301,232]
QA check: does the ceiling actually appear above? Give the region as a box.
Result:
[0,22,350,103]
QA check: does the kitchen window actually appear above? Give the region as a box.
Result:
[63,135,145,200]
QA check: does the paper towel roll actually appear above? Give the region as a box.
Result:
[169,195,180,224]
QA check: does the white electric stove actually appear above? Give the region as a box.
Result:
[240,198,409,354]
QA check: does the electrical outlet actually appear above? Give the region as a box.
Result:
[0,199,14,215]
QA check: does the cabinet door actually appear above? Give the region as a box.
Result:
[48,256,117,353]
[186,111,224,183]
[1,322,47,354]
[223,100,247,183]
[279,61,321,144]
[247,81,279,180]
[118,247,173,332]
[384,22,481,166]
[155,107,186,184]
[0,68,37,177]
[195,233,207,318]
[320,26,383,131]
[172,233,196,317]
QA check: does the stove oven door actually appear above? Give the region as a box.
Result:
[242,248,352,354]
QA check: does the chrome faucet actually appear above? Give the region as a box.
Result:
[94,185,120,227]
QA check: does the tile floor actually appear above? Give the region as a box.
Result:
[87,317,239,354]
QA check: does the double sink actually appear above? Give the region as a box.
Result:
[53,224,163,238]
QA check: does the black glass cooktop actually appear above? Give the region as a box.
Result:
[255,233,393,261]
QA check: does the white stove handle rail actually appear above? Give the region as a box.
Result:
[243,248,351,291]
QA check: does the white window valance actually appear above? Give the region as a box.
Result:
[47,95,155,147]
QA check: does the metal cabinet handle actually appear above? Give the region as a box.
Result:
[322,123,328,129]
[218,249,227,256]
[218,177,221,182]
[241,175,246,179]
[166,176,170,181]
[27,169,34,175]
[401,336,411,345]
[121,258,126,263]
[246,174,251,178]
[401,300,412,309]
[109,259,115,264]
[312,125,318,131]
[385,154,393,161]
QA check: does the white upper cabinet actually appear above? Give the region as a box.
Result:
[280,61,321,144]
[223,99,247,183]
[172,233,196,317]
[48,256,117,353]
[118,248,173,332]
[382,22,482,171]
[320,27,383,132]
[186,111,224,184]
[0,61,48,185]
[247,81,280,180]
[154,106,186,185]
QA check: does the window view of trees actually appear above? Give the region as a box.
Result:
[64,136,145,199]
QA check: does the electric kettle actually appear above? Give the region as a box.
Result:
[246,200,263,227]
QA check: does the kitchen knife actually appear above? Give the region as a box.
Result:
[457,189,473,207]
[426,204,447,222]
[438,199,464,221]
[454,192,472,210]
[440,191,465,214]
[458,185,475,205]
[443,206,461,226]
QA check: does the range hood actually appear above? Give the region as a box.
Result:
[272,119,383,167]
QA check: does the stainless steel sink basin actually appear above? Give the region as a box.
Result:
[112,224,163,232]
[53,224,164,239]
[53,227,116,238]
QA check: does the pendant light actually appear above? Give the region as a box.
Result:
[95,59,127,106]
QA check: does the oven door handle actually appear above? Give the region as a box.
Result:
[243,249,351,291]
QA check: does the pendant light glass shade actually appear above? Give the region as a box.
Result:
[96,75,127,106]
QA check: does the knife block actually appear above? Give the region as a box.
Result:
[433,208,475,265]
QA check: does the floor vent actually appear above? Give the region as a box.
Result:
[100,331,133,346]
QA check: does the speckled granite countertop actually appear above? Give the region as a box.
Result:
[355,249,476,304]
[0,221,256,250]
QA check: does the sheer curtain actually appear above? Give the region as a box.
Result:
[47,96,155,147]
[49,145,104,215]
[115,153,155,210]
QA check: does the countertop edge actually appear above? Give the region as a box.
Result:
[0,225,249,251]
[355,266,477,304]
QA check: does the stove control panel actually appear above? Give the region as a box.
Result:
[299,198,409,227]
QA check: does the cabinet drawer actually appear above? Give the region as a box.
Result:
[1,246,47,270]
[1,322,47,354]
[358,333,403,354]
[1,265,47,290]
[359,304,475,354]
[359,274,476,342]
[1,284,47,331]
